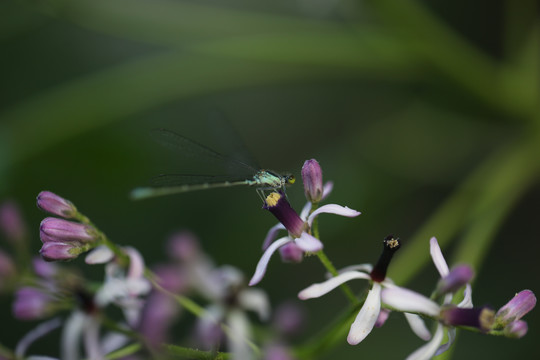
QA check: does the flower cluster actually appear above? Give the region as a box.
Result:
[0,158,536,360]
[38,191,101,261]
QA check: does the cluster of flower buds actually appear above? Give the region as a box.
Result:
[37,191,100,261]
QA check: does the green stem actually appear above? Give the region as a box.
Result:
[315,250,359,305]
[309,202,359,305]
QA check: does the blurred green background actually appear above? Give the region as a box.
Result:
[1,0,539,359]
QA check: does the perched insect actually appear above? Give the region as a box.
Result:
[130,129,295,201]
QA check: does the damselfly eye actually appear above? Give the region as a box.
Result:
[288,175,296,184]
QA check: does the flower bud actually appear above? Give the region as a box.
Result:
[40,241,87,262]
[495,290,536,327]
[301,159,324,203]
[503,320,528,338]
[40,217,98,244]
[32,257,58,278]
[0,201,27,242]
[279,242,304,263]
[37,191,77,219]
[435,265,474,296]
[13,286,53,320]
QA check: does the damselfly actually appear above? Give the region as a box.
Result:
[130,129,295,201]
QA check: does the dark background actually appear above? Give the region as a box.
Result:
[1,0,539,359]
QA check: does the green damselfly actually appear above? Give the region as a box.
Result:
[130,129,295,201]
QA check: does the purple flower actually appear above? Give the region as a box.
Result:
[37,191,78,219]
[40,241,88,262]
[250,188,360,286]
[13,286,54,320]
[0,200,27,242]
[301,159,323,203]
[138,291,180,347]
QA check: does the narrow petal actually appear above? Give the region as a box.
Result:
[227,309,254,360]
[333,264,373,276]
[299,201,312,221]
[429,237,449,277]
[15,318,62,358]
[435,327,456,356]
[404,313,432,341]
[295,233,323,253]
[406,323,444,360]
[249,237,291,286]
[307,204,360,227]
[238,289,271,321]
[458,284,474,308]
[347,282,382,345]
[124,246,145,279]
[298,271,370,300]
[262,223,286,250]
[381,287,440,317]
[321,181,334,200]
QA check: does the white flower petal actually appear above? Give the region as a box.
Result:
[299,201,312,221]
[381,286,440,317]
[458,284,474,308]
[347,282,382,345]
[249,237,291,286]
[404,313,432,341]
[85,245,114,264]
[124,246,145,279]
[406,323,444,360]
[333,264,373,276]
[262,223,286,250]
[298,271,370,300]
[295,233,323,252]
[321,181,334,200]
[227,309,254,360]
[435,327,456,356]
[61,311,86,360]
[429,237,449,277]
[306,204,361,227]
[238,289,271,321]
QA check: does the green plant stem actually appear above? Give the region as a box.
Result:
[310,202,359,305]
[315,250,359,305]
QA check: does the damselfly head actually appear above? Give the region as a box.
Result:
[285,174,296,185]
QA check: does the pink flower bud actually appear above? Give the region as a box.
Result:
[37,191,77,219]
[301,159,323,203]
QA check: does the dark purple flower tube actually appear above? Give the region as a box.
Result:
[301,159,323,203]
[435,265,474,296]
[37,191,77,219]
[13,286,53,320]
[264,192,305,238]
[440,306,495,331]
[40,241,84,262]
[40,217,97,244]
[495,290,536,326]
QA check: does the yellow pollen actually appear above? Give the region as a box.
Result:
[387,238,399,248]
[265,192,282,207]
